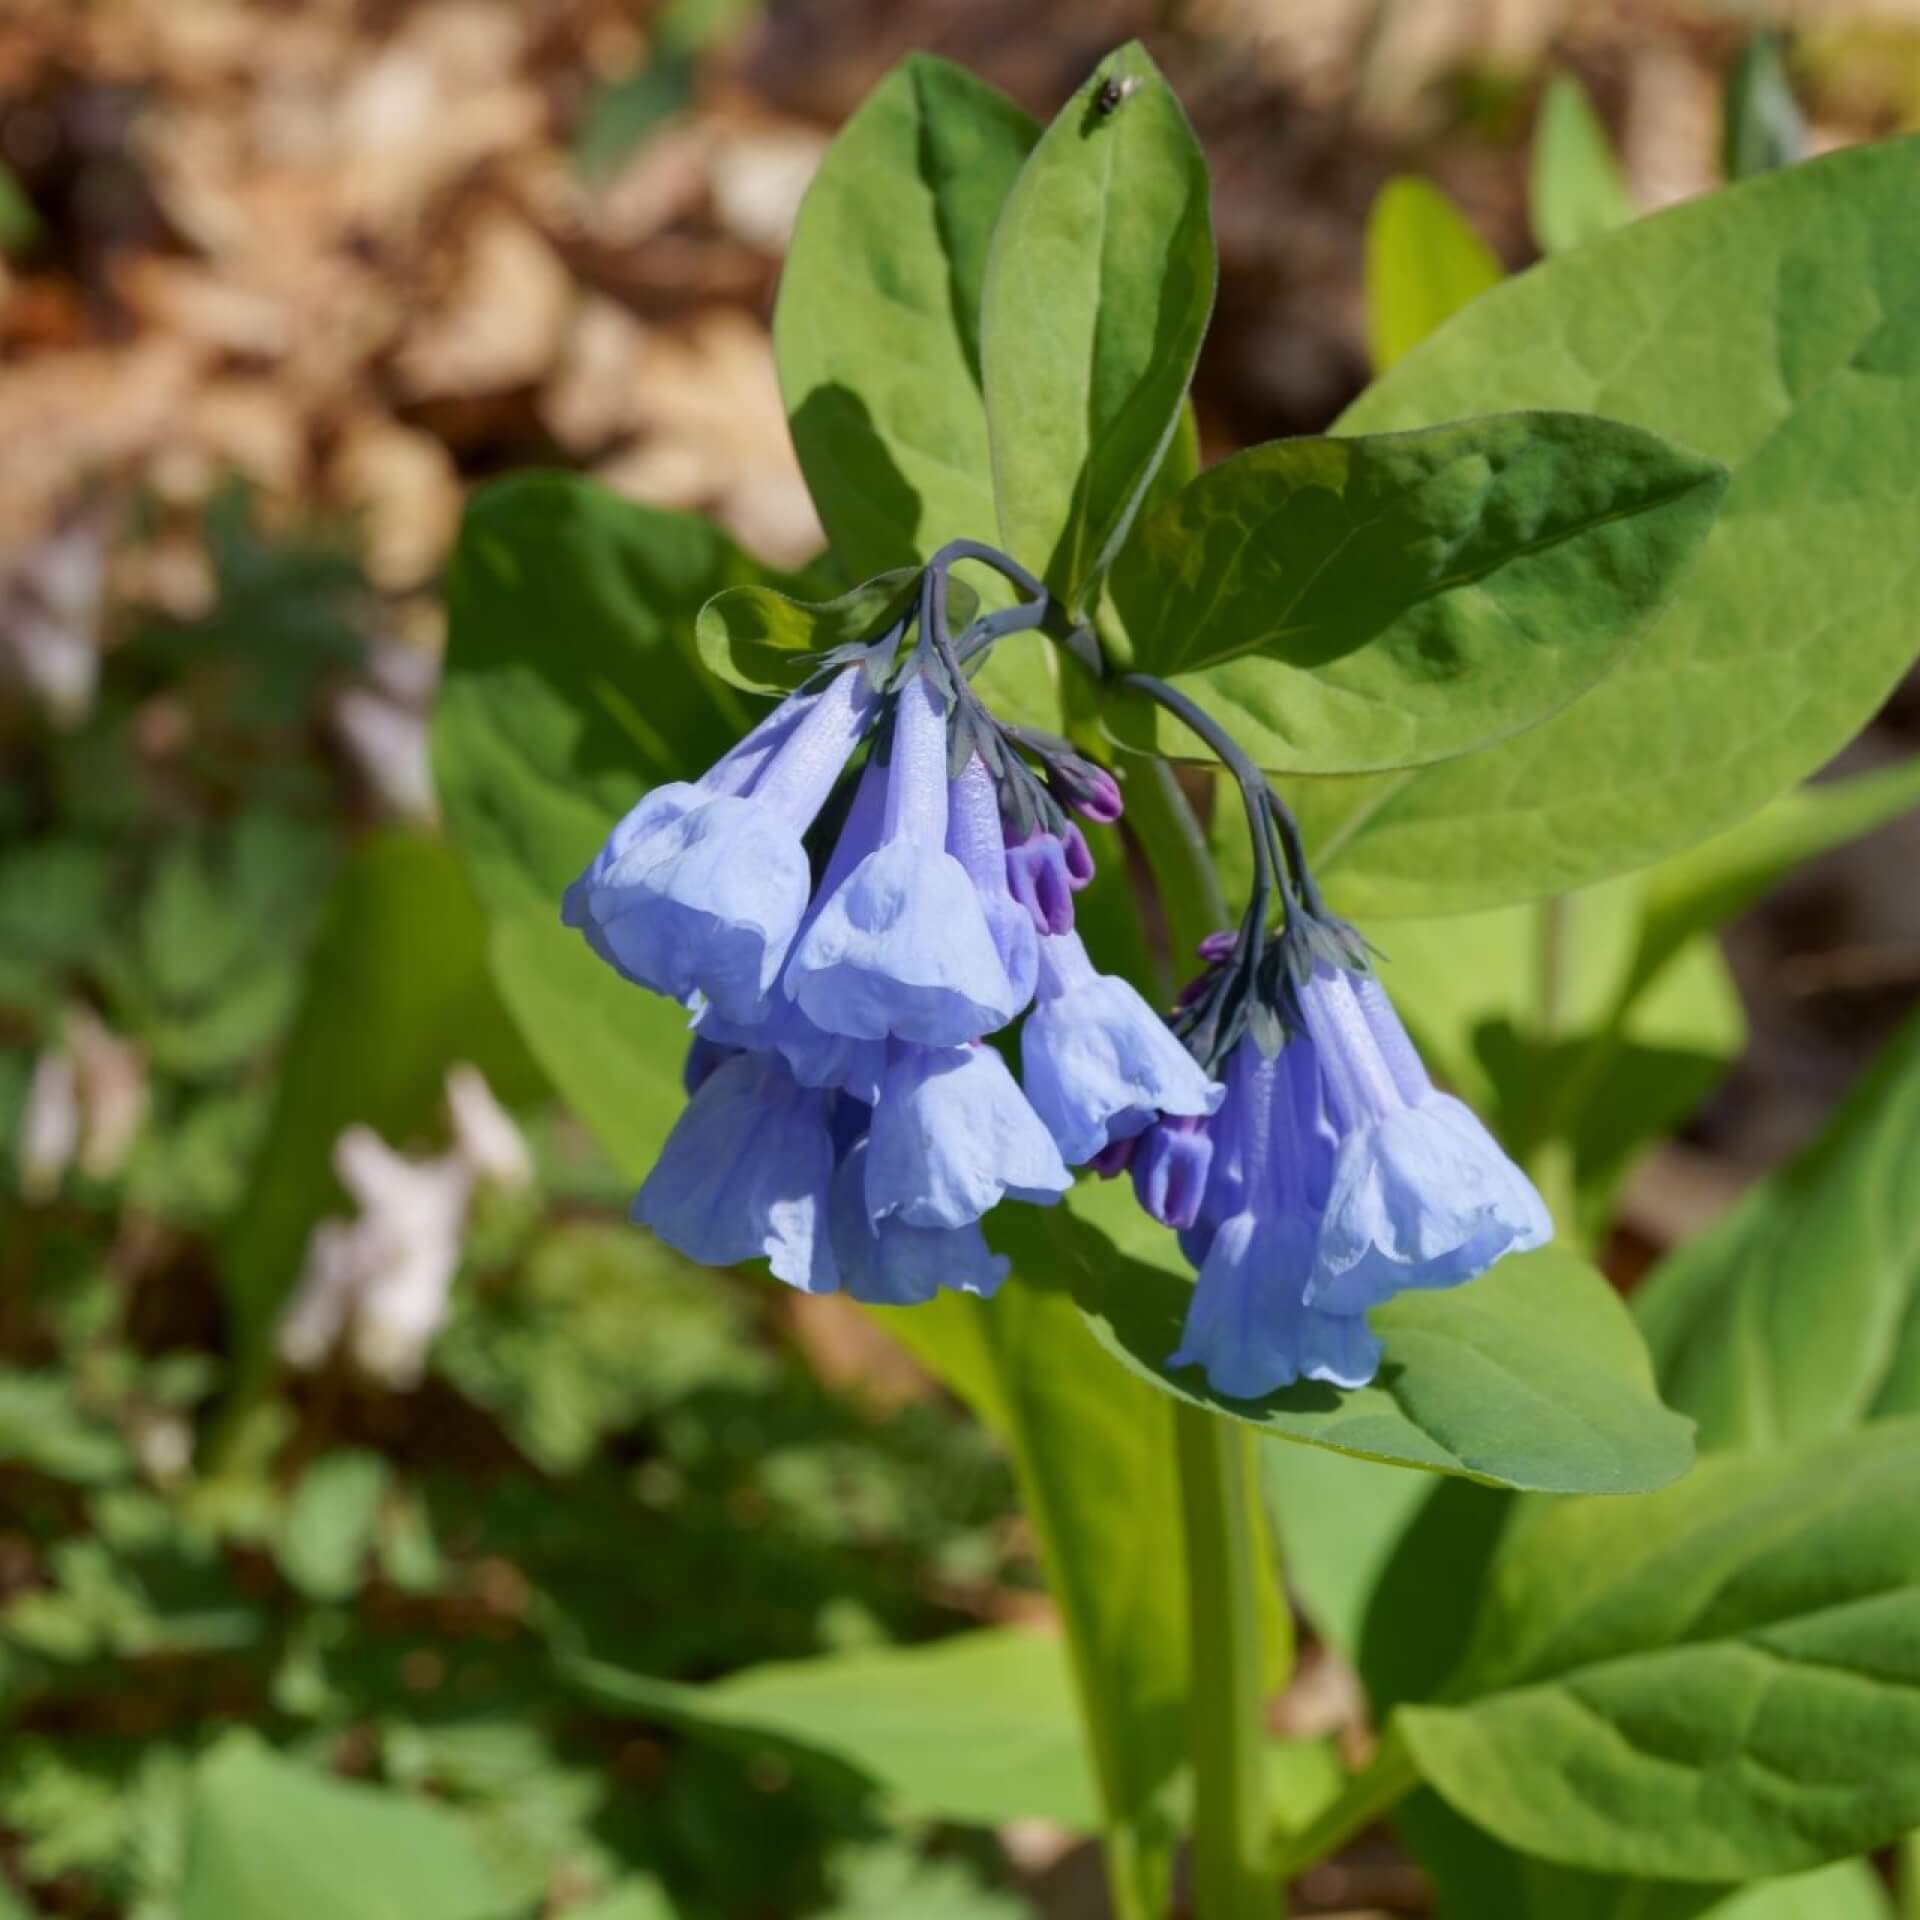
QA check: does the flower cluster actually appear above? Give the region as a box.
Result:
[566,543,1548,1399]
[564,564,1219,1307]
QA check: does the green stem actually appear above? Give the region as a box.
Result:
[1899,1828,1920,1920]
[1530,895,1582,1243]
[1270,1726,1419,1880]
[1122,745,1284,1918]
[1176,1406,1285,1918]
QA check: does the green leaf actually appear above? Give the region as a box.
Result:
[981,41,1214,614]
[1307,138,1920,916]
[566,1627,1100,1830]
[220,835,539,1352]
[1366,176,1503,372]
[1530,74,1635,255]
[1636,1007,1920,1453]
[1724,35,1806,182]
[1106,413,1725,773]
[436,475,770,918]
[865,1280,1191,1915]
[277,1451,390,1602]
[696,570,920,695]
[178,1733,511,1920]
[0,1370,131,1485]
[1400,1418,1920,1879]
[777,55,1035,581]
[1010,1178,1692,1494]
[1628,758,1920,1007]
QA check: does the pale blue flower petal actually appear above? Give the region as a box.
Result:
[786,841,1021,1045]
[947,752,1038,1009]
[865,1043,1071,1229]
[581,793,813,1022]
[829,1139,1009,1305]
[1168,1210,1380,1398]
[634,1051,838,1291]
[1022,934,1221,1164]
[1307,1092,1552,1312]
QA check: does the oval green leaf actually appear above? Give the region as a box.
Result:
[1367,175,1504,372]
[1105,412,1726,774]
[1302,138,1920,916]
[1402,1419,1920,1879]
[1530,73,1634,256]
[999,1179,1693,1494]
[981,41,1214,615]
[695,569,922,695]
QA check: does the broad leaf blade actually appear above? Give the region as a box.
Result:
[1308,138,1920,916]
[696,571,919,695]
[1401,1419,1920,1879]
[982,41,1214,614]
[1107,413,1725,773]
[1012,1179,1692,1494]
[564,1628,1099,1831]
[1530,74,1634,255]
[1367,176,1503,371]
[1636,1008,1920,1451]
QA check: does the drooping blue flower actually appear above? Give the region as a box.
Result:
[634,1049,838,1292]
[947,752,1038,1009]
[785,673,1025,1046]
[564,667,875,1023]
[829,1135,1008,1305]
[1020,930,1221,1165]
[1168,1039,1381,1397]
[1297,966,1552,1315]
[1005,823,1094,936]
[865,1041,1071,1230]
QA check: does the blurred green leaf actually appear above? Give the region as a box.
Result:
[1724,35,1806,181]
[0,1371,130,1485]
[278,1451,391,1602]
[0,839,113,1014]
[1365,176,1503,371]
[1530,73,1634,255]
[568,1626,1098,1830]
[221,834,541,1356]
[822,1841,1034,1919]
[0,158,39,256]
[1638,1007,1920,1451]
[178,1733,511,1920]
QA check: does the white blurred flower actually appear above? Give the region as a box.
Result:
[1,515,109,729]
[278,1064,532,1388]
[68,1009,147,1182]
[17,1046,81,1202]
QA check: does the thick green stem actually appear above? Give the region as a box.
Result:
[1122,749,1285,1917]
[1177,1406,1285,1918]
[1530,894,1582,1243]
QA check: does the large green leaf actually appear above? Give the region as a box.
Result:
[565,1628,1098,1830]
[178,1734,509,1920]
[1530,73,1634,255]
[1302,138,1920,916]
[220,836,539,1353]
[1636,1008,1920,1452]
[435,475,769,918]
[1012,1178,1691,1494]
[771,55,1055,726]
[1365,175,1503,373]
[1107,413,1724,774]
[981,41,1213,614]
[776,54,1032,580]
[1401,1418,1920,1879]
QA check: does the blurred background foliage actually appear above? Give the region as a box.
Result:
[3,2,1920,1916]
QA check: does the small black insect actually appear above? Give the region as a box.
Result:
[1094,74,1141,115]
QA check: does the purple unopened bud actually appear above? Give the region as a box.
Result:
[1049,757,1124,826]
[1197,930,1236,965]
[1131,1114,1214,1230]
[1088,1134,1139,1178]
[1006,826,1095,937]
